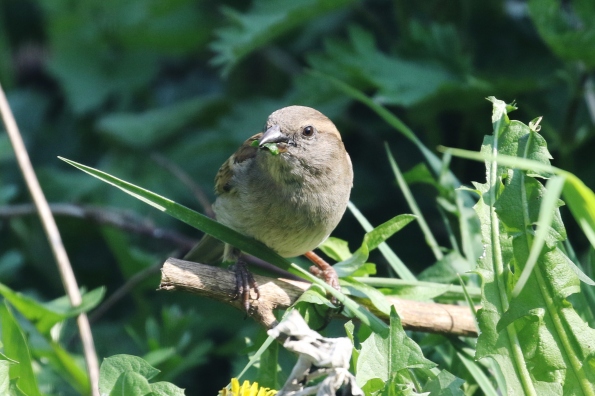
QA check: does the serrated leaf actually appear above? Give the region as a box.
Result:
[356,307,436,388]
[211,0,356,74]
[472,97,595,395]
[309,25,456,107]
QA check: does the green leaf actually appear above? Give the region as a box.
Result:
[0,360,9,396]
[340,277,392,316]
[363,214,416,252]
[211,0,357,74]
[346,202,416,280]
[260,142,279,155]
[97,96,218,148]
[318,237,352,262]
[149,382,186,396]
[99,354,185,396]
[0,303,41,396]
[0,283,105,336]
[358,276,481,303]
[356,307,436,389]
[335,213,415,278]
[529,0,595,68]
[110,372,152,396]
[309,25,456,107]
[471,97,595,395]
[422,369,465,395]
[439,147,595,255]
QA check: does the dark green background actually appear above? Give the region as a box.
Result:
[1,0,594,394]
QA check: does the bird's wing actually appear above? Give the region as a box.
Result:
[214,132,262,195]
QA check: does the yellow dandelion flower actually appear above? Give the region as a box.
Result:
[218,378,277,396]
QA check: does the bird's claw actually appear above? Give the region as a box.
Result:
[231,259,260,313]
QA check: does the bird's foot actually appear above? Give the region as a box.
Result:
[304,251,341,306]
[305,251,340,291]
[230,258,260,313]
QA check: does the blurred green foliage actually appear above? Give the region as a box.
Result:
[1,0,595,394]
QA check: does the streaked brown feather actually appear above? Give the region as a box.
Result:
[214,133,262,195]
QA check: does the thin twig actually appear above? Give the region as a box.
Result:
[0,203,196,250]
[150,152,216,218]
[89,261,162,324]
[0,83,99,395]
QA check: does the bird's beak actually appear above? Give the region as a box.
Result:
[259,125,289,146]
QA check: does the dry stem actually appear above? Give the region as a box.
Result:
[0,83,99,395]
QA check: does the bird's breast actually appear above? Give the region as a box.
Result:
[213,158,349,257]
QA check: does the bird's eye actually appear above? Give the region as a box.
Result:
[302,126,315,137]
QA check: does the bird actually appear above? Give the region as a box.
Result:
[184,105,353,311]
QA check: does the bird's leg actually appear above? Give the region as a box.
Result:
[304,251,340,292]
[226,246,260,313]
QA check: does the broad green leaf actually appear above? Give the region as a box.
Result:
[110,372,152,396]
[0,283,104,336]
[99,355,171,395]
[0,303,41,396]
[149,382,186,396]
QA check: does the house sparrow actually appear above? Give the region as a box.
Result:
[185,105,353,311]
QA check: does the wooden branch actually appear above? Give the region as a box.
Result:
[159,258,478,337]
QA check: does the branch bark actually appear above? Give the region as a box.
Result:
[159,258,478,337]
